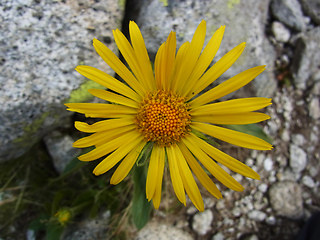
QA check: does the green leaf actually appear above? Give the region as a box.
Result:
[28,213,49,232]
[191,128,220,147]
[46,222,64,240]
[136,142,153,167]
[224,123,273,144]
[131,165,152,229]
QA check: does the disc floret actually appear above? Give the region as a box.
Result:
[136,90,191,146]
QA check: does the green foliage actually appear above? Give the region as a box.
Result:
[0,143,131,239]
[136,142,153,167]
[131,165,152,230]
[225,123,273,144]
[191,128,220,147]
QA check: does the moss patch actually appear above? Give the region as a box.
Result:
[160,0,168,7]
[227,0,240,9]
[66,80,105,103]
[118,0,126,8]
[13,112,50,147]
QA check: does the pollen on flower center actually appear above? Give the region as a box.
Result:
[135,90,191,146]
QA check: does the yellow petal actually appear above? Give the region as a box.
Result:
[75,65,140,101]
[73,125,135,148]
[78,130,139,162]
[189,133,260,179]
[191,97,272,115]
[65,103,136,117]
[88,89,139,108]
[174,144,204,211]
[113,29,153,91]
[192,112,271,125]
[155,32,176,91]
[129,21,156,90]
[190,42,246,99]
[92,38,146,97]
[146,145,160,200]
[170,42,190,92]
[190,65,266,107]
[154,43,166,90]
[167,145,186,205]
[175,20,207,96]
[152,147,165,209]
[182,136,244,191]
[110,141,146,185]
[93,134,144,175]
[74,117,134,133]
[184,25,225,97]
[178,142,222,199]
[191,122,273,150]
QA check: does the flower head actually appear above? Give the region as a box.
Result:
[65,20,272,211]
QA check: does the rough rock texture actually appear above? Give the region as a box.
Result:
[291,27,320,89]
[269,181,304,219]
[134,0,277,97]
[44,131,80,174]
[271,21,291,43]
[271,0,306,31]
[62,211,111,240]
[0,0,124,162]
[192,210,214,236]
[135,221,193,240]
[2,0,320,239]
[300,0,320,25]
[289,144,307,173]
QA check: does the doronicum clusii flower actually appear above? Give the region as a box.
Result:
[55,209,71,226]
[65,20,272,212]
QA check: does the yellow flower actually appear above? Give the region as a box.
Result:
[55,209,71,225]
[65,20,272,211]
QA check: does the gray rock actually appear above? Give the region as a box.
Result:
[290,144,307,173]
[300,0,320,25]
[62,211,111,240]
[135,221,193,240]
[309,97,320,119]
[44,131,80,174]
[192,210,213,235]
[312,81,320,95]
[0,0,124,162]
[232,207,242,217]
[270,0,306,31]
[302,175,316,188]
[135,0,277,97]
[292,134,306,146]
[277,168,296,182]
[266,215,276,225]
[258,183,268,193]
[272,21,291,42]
[264,157,274,171]
[269,181,303,219]
[212,232,224,240]
[248,210,267,222]
[291,27,320,89]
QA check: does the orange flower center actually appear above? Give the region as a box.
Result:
[136,90,191,146]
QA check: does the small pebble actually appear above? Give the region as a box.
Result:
[248,210,267,221]
[212,232,224,240]
[272,21,291,42]
[192,210,213,236]
[290,144,307,173]
[258,183,268,193]
[266,216,276,225]
[264,157,273,171]
[302,175,315,188]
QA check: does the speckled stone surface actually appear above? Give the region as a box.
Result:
[134,0,277,98]
[0,0,124,162]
